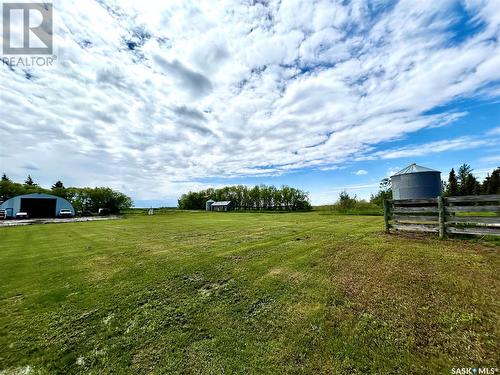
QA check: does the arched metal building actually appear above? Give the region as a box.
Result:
[391,163,442,200]
[0,193,75,218]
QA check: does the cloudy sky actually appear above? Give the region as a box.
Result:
[1,0,499,206]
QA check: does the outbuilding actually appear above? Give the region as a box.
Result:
[208,201,235,212]
[0,193,75,218]
[206,199,215,211]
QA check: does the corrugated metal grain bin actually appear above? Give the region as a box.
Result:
[391,163,442,200]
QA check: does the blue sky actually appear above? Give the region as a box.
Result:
[1,0,499,207]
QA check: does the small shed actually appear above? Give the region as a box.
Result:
[209,201,235,212]
[206,199,215,211]
[391,163,442,200]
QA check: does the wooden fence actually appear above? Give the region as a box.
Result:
[383,195,500,237]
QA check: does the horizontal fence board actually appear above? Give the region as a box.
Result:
[393,207,439,213]
[445,205,500,213]
[447,226,500,236]
[393,215,439,223]
[445,216,500,225]
[447,195,500,203]
[392,224,439,233]
[388,195,500,237]
[391,198,438,205]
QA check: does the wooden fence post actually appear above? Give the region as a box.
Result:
[383,199,390,234]
[438,196,445,239]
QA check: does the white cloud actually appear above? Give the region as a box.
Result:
[486,126,500,136]
[375,135,499,159]
[479,155,500,164]
[1,0,499,201]
[355,169,368,175]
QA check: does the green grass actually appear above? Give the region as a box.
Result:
[0,211,498,374]
[314,205,383,216]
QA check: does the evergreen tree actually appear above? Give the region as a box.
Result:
[50,180,68,199]
[1,173,10,182]
[52,180,65,189]
[472,179,481,195]
[464,173,479,195]
[447,168,458,196]
[24,175,36,186]
[482,173,491,194]
[486,168,500,194]
[457,164,473,195]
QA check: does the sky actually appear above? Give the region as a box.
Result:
[0,0,499,207]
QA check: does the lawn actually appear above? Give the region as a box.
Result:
[0,211,498,374]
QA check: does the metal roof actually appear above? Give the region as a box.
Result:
[210,201,232,206]
[206,199,215,203]
[0,192,72,202]
[391,163,440,176]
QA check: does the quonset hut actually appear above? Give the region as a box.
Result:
[0,193,75,218]
[390,163,442,200]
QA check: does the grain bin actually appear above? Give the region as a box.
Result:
[206,199,215,211]
[390,163,441,200]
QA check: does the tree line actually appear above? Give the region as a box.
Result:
[444,164,499,196]
[178,185,312,211]
[0,174,133,214]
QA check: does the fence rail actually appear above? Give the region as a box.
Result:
[384,195,500,237]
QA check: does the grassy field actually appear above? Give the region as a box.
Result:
[0,211,498,374]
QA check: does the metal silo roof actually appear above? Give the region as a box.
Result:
[391,163,440,176]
